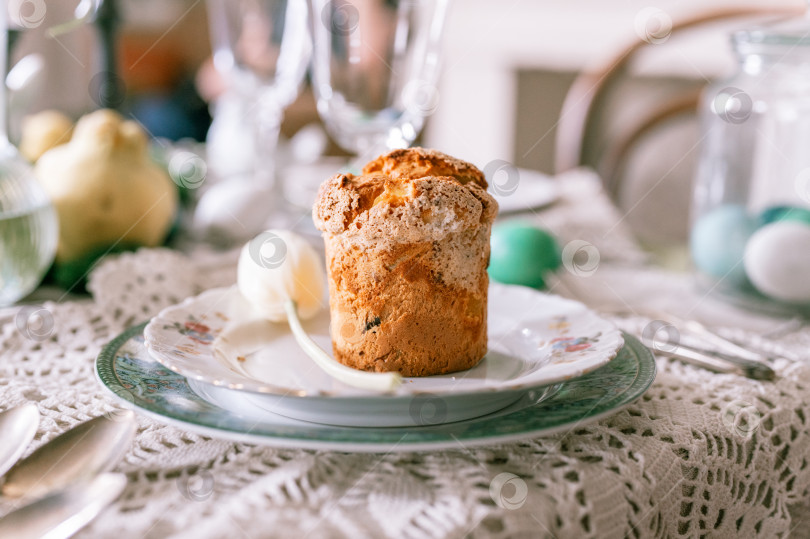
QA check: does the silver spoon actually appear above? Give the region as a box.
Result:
[0,405,39,478]
[1,411,136,499]
[0,473,126,539]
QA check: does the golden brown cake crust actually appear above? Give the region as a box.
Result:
[312,148,497,377]
[312,172,497,246]
[362,147,488,189]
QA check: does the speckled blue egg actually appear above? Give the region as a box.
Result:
[759,205,810,227]
[690,204,757,283]
[489,222,560,289]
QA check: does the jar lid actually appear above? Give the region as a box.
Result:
[733,16,810,50]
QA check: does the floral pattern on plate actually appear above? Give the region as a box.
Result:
[143,282,625,399]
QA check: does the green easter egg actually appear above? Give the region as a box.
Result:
[489,222,560,289]
[759,205,810,226]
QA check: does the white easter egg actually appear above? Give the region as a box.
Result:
[744,221,810,303]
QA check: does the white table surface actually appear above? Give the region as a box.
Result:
[1,168,809,538]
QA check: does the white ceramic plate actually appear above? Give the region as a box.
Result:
[487,168,558,213]
[144,283,622,426]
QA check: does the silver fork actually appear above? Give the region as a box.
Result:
[607,309,777,381]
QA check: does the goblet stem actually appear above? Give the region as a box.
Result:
[253,99,282,193]
[254,94,299,227]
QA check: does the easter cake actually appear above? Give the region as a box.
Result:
[312,148,498,376]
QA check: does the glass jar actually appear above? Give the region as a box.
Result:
[0,144,58,306]
[692,18,810,316]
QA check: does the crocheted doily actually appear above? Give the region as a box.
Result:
[1,171,808,538]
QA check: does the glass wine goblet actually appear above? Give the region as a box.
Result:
[308,0,450,169]
[0,8,58,307]
[206,0,312,231]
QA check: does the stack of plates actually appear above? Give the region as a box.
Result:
[95,283,655,452]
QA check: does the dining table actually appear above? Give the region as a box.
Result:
[1,167,809,538]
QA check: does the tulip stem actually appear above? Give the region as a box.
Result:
[284,300,402,392]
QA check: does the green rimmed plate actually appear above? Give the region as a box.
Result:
[142,283,626,427]
[95,324,655,452]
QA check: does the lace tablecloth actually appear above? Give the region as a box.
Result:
[2,170,810,538]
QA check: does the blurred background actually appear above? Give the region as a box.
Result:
[7,0,807,251]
